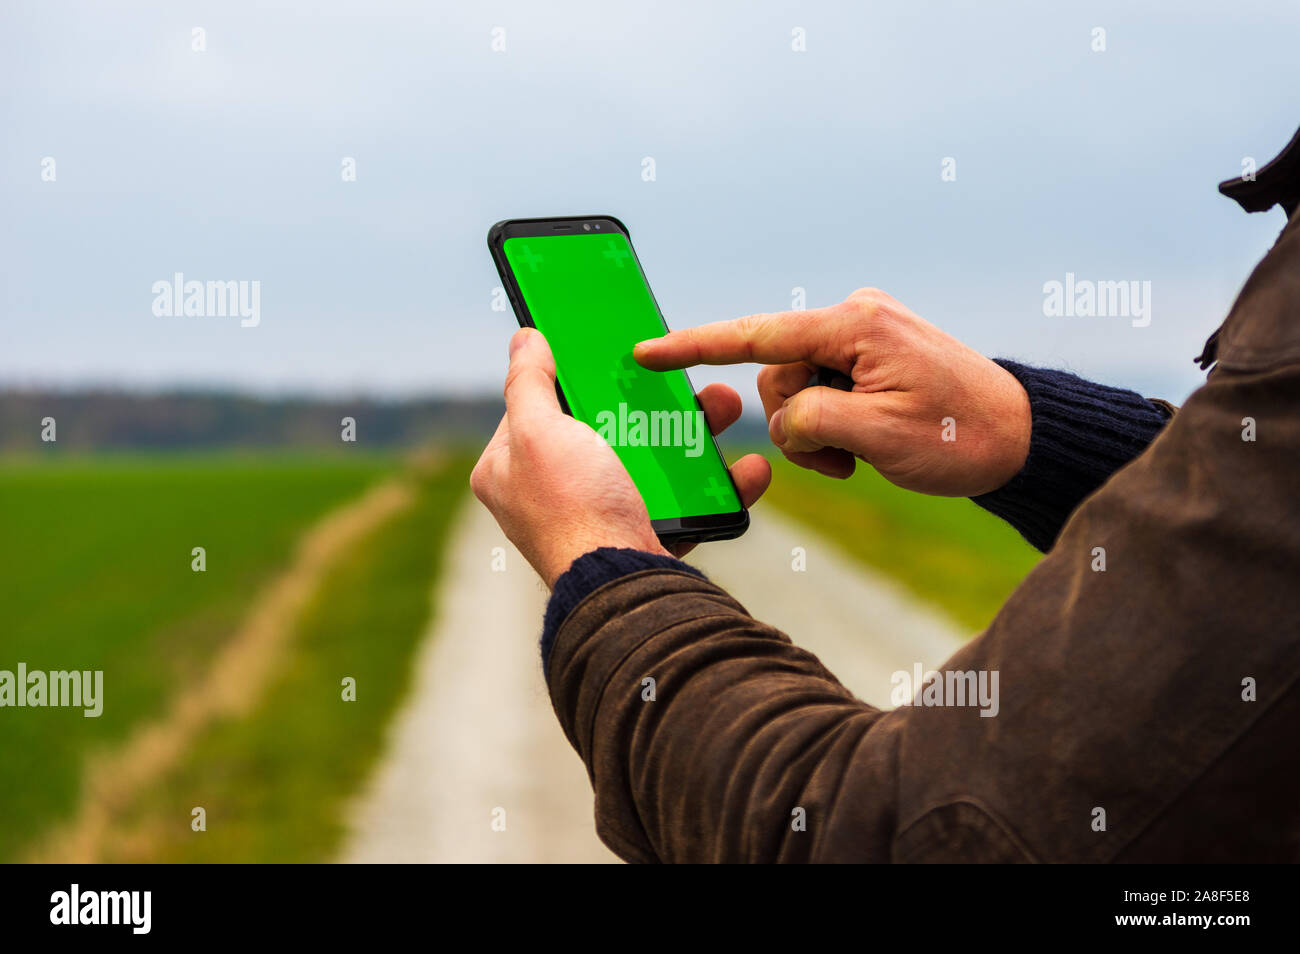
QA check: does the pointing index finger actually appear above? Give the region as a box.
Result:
[633,307,841,370]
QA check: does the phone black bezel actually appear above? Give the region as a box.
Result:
[487,214,750,545]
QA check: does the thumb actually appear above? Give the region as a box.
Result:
[504,327,561,425]
[773,386,882,457]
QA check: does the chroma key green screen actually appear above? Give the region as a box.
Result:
[503,232,741,520]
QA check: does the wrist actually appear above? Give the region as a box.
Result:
[984,364,1032,493]
[539,528,668,588]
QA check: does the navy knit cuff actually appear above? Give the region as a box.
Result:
[971,360,1172,552]
[541,547,706,669]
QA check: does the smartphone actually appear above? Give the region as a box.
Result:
[487,215,749,545]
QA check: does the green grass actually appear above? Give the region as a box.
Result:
[106,455,473,862]
[0,452,397,861]
[4,442,1030,860]
[760,453,1041,633]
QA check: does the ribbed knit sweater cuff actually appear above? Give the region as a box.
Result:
[541,547,705,669]
[971,360,1172,553]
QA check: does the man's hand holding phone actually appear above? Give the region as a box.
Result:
[634,287,1032,499]
[476,220,1030,588]
[471,329,772,586]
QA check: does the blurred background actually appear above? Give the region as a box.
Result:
[2,0,1296,862]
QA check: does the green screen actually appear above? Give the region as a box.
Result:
[504,231,741,521]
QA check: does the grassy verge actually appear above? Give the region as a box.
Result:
[103,455,473,862]
[760,452,1041,633]
[0,452,397,861]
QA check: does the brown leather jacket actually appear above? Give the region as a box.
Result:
[545,133,1300,863]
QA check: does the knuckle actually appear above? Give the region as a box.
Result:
[676,325,705,361]
[513,428,540,457]
[502,363,523,399]
[734,314,763,359]
[504,363,543,401]
[469,461,491,503]
[847,287,891,321]
[786,390,824,441]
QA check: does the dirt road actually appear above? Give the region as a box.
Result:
[340,500,967,863]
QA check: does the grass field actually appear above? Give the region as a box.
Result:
[0,452,401,861]
[104,455,472,862]
[2,442,1037,862]
[760,452,1042,632]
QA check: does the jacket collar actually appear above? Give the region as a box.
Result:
[1218,125,1300,217]
[1196,125,1300,369]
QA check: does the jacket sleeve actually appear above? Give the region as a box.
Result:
[544,567,896,863]
[971,360,1173,551]
[544,205,1300,865]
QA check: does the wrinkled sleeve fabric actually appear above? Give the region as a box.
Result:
[541,547,704,666]
[971,360,1174,552]
[543,345,1300,862]
[544,568,896,863]
[542,208,1300,865]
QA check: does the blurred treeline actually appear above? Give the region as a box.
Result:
[0,389,773,452]
[0,390,506,451]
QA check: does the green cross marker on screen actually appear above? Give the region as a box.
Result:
[518,244,544,272]
[602,239,632,268]
[703,476,731,506]
[611,354,638,387]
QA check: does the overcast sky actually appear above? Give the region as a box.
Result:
[3,0,1298,407]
